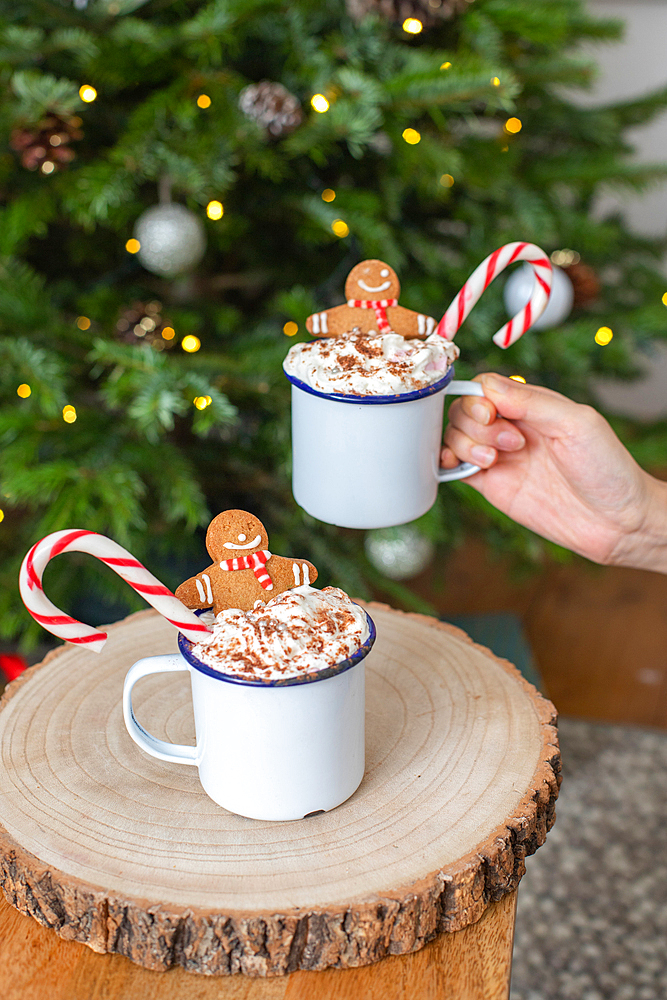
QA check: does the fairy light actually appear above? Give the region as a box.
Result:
[551,249,580,267]
[440,62,452,70]
[62,405,77,423]
[197,94,211,108]
[321,189,336,202]
[403,17,423,33]
[509,375,526,383]
[162,326,175,340]
[125,238,140,253]
[76,316,91,330]
[206,200,224,220]
[283,321,298,336]
[331,219,349,237]
[181,335,201,353]
[41,161,55,175]
[311,94,330,113]
[0,510,4,522]
[595,326,613,346]
[193,396,212,410]
[440,174,454,187]
[17,384,31,398]
[505,117,522,134]
[79,85,97,103]
[662,292,667,306]
[491,77,501,86]
[402,128,421,144]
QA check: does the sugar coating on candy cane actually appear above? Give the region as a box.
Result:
[19,529,212,653]
[436,242,552,349]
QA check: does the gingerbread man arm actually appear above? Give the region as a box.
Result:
[306,304,371,337]
[385,306,437,339]
[267,556,318,592]
[175,566,217,609]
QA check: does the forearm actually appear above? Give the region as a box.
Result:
[608,474,667,574]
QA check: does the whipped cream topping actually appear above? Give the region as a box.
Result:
[283,329,459,396]
[190,586,369,682]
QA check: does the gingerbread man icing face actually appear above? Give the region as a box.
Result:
[344,260,400,301]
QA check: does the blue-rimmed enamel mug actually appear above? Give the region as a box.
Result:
[123,610,376,821]
[284,366,485,529]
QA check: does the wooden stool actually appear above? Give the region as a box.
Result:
[0,604,560,999]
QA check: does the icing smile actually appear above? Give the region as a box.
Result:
[223,534,262,550]
[357,279,392,294]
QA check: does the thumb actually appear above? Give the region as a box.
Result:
[477,373,582,436]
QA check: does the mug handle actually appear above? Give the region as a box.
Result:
[123,654,198,766]
[437,380,486,483]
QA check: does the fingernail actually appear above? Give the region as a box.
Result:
[471,445,496,465]
[497,430,525,450]
[481,373,511,394]
[471,403,491,425]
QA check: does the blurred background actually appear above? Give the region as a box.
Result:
[1,3,667,996]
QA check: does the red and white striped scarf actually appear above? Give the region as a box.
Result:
[219,550,273,590]
[347,298,398,334]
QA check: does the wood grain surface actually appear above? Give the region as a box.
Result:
[0,887,517,1000]
[0,603,559,975]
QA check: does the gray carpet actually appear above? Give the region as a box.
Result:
[511,717,667,1000]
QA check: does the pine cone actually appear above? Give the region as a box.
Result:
[238,81,302,138]
[563,262,601,309]
[115,301,175,350]
[346,0,468,27]
[10,113,83,173]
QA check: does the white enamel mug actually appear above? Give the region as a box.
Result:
[285,367,485,529]
[123,611,376,821]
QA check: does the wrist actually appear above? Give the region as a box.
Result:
[609,474,667,574]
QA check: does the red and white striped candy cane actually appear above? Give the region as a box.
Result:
[19,529,212,654]
[435,242,552,348]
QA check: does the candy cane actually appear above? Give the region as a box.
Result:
[435,242,552,348]
[19,529,212,654]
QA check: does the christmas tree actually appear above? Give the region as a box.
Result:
[2,0,667,647]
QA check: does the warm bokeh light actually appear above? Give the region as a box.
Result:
[311,94,330,113]
[509,375,527,383]
[662,292,667,306]
[491,77,501,86]
[505,117,522,134]
[76,316,91,330]
[162,326,176,340]
[402,17,423,33]
[63,405,77,423]
[321,189,336,202]
[440,62,452,70]
[17,384,31,398]
[206,200,224,220]
[79,85,97,103]
[283,321,299,336]
[41,161,55,175]
[197,94,211,108]
[440,174,454,187]
[595,326,613,346]
[0,509,4,522]
[402,128,421,144]
[551,249,580,267]
[193,396,212,410]
[125,238,140,253]
[181,335,201,352]
[331,219,349,238]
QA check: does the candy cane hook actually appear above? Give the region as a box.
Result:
[436,241,553,348]
[19,529,212,653]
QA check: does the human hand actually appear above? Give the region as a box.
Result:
[441,373,667,572]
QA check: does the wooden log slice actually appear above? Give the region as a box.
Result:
[0,603,560,976]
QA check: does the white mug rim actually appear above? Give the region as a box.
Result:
[283,365,455,404]
[177,608,376,688]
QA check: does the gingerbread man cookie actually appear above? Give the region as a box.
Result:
[306,259,437,339]
[175,510,318,614]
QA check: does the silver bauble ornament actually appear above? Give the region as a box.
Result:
[503,262,574,331]
[365,525,434,581]
[134,203,206,278]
